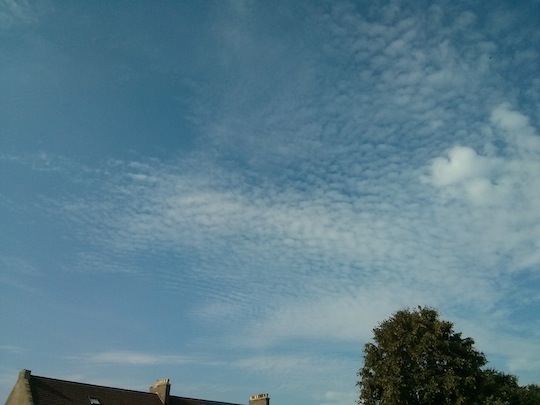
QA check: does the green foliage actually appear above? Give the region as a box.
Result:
[516,384,540,404]
[357,307,540,404]
[357,306,486,404]
[480,369,520,404]
[480,380,540,405]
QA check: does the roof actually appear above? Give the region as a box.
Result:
[29,375,163,405]
[22,373,242,405]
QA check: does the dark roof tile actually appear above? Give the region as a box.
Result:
[30,376,163,405]
[27,374,242,405]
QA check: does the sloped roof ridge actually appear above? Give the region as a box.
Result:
[31,374,156,395]
[30,374,243,404]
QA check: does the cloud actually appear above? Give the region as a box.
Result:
[72,351,194,366]
[233,353,359,404]
[0,255,41,293]
[490,103,540,154]
[0,345,24,354]
[429,146,490,187]
[2,1,539,400]
[243,286,440,347]
[427,145,506,205]
[453,315,540,385]
[13,102,537,363]
[0,0,36,29]
[424,104,540,269]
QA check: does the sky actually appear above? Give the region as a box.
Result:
[1,0,539,403]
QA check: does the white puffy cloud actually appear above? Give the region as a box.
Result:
[430,146,491,186]
[427,104,540,207]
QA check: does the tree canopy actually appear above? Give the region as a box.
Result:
[357,307,539,404]
[359,306,485,404]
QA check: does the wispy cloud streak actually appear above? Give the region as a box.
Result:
[72,351,195,366]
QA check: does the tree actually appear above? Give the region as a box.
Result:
[480,369,520,404]
[480,372,540,405]
[516,384,540,404]
[357,306,487,404]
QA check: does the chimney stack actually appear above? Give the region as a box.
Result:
[249,393,270,405]
[150,379,170,404]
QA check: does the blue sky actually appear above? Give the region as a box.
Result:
[1,0,539,403]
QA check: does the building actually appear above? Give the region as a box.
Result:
[6,370,270,405]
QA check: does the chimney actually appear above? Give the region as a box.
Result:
[249,393,270,405]
[150,379,170,404]
[6,370,33,405]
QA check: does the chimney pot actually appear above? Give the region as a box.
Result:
[249,393,270,405]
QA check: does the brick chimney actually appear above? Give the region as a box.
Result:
[150,379,170,404]
[249,393,270,405]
